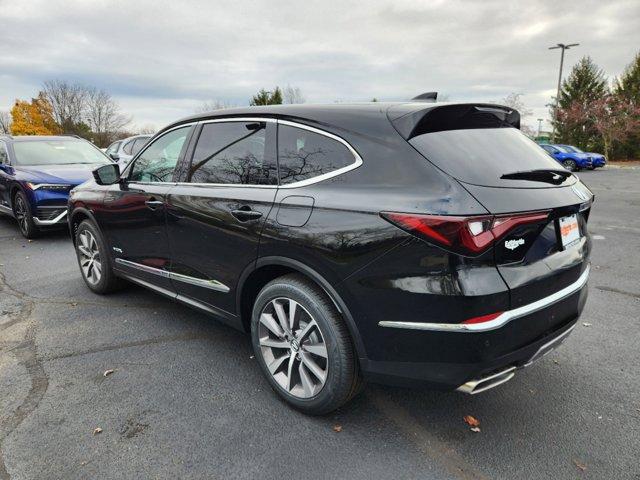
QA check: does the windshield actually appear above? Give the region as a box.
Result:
[13,140,111,166]
[410,127,567,188]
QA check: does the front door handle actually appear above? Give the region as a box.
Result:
[231,207,263,222]
[145,198,164,210]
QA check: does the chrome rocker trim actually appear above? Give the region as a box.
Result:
[115,258,230,293]
[33,210,68,226]
[379,265,590,333]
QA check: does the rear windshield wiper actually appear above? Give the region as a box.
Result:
[500,169,572,185]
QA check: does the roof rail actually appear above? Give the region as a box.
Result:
[411,92,438,102]
[59,134,82,139]
[0,133,12,139]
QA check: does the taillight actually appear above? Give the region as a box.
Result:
[381,211,550,256]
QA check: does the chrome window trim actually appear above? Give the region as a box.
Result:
[115,258,230,293]
[379,265,590,333]
[169,117,362,189]
[276,119,363,189]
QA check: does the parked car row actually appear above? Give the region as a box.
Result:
[539,143,606,171]
[0,100,593,414]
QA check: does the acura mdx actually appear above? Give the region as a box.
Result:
[68,101,592,414]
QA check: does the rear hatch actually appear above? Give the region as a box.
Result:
[389,103,593,309]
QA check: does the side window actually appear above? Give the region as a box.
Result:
[122,139,136,155]
[131,137,149,156]
[277,124,355,185]
[129,127,190,183]
[0,142,8,164]
[188,121,275,185]
[106,141,120,156]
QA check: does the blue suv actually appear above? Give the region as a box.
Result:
[0,134,114,238]
[557,144,606,169]
[539,144,592,171]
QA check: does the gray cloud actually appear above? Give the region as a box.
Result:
[1,0,638,130]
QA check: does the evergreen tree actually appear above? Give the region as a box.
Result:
[614,51,640,158]
[250,87,283,106]
[553,56,607,148]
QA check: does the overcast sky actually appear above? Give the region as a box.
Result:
[1,0,639,131]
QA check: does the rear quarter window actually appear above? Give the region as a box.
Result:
[277,124,356,185]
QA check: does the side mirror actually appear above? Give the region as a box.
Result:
[93,163,121,185]
[109,152,120,161]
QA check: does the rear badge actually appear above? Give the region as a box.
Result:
[505,238,525,250]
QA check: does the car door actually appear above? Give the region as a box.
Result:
[165,119,278,323]
[99,125,195,291]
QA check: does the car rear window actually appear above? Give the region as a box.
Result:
[409,127,564,188]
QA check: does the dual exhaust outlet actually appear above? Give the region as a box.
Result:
[456,366,517,395]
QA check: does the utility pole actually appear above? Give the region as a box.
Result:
[549,43,579,141]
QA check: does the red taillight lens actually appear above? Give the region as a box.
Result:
[381,211,549,256]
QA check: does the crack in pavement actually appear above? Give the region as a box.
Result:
[596,285,640,300]
[0,272,49,480]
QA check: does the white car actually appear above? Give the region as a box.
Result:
[105,134,152,168]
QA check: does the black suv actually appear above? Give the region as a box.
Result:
[68,101,592,414]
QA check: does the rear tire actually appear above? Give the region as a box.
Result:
[74,220,125,294]
[563,159,577,171]
[251,274,362,415]
[13,190,39,239]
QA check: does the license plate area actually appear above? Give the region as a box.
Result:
[558,214,581,249]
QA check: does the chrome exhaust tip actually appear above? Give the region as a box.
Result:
[456,366,516,395]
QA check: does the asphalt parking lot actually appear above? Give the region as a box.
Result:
[1,168,639,480]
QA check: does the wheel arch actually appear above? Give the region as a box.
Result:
[69,207,101,245]
[237,256,367,361]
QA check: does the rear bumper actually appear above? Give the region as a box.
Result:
[360,276,588,391]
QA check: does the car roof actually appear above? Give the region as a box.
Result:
[2,135,86,143]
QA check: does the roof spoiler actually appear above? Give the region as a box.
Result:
[411,92,438,102]
[390,103,520,140]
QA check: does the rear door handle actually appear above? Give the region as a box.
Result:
[231,208,263,222]
[145,199,164,210]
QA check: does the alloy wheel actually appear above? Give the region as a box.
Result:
[14,196,30,235]
[258,297,329,399]
[77,230,102,285]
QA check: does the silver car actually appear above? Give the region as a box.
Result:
[105,134,152,168]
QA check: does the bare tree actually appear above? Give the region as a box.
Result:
[85,87,131,146]
[196,100,233,113]
[283,85,305,104]
[42,79,89,131]
[496,92,533,118]
[0,111,11,134]
[136,124,157,135]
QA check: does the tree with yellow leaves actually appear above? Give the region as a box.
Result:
[10,93,60,135]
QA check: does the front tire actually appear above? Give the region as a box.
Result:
[563,159,577,171]
[251,274,362,415]
[74,220,124,294]
[13,190,39,239]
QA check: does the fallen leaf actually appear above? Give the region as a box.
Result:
[553,359,560,365]
[71,302,78,307]
[333,424,342,432]
[92,427,102,435]
[582,322,592,327]
[463,415,480,427]
[470,427,481,433]
[573,459,586,472]
[103,369,114,377]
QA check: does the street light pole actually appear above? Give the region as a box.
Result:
[537,118,543,138]
[549,43,579,141]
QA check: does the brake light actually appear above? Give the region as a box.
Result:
[380,211,550,256]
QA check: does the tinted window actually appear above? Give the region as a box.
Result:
[277,125,354,185]
[131,137,150,156]
[409,128,563,188]
[129,127,190,183]
[188,122,274,185]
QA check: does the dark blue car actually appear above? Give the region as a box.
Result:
[557,144,606,169]
[539,144,593,171]
[0,135,113,238]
